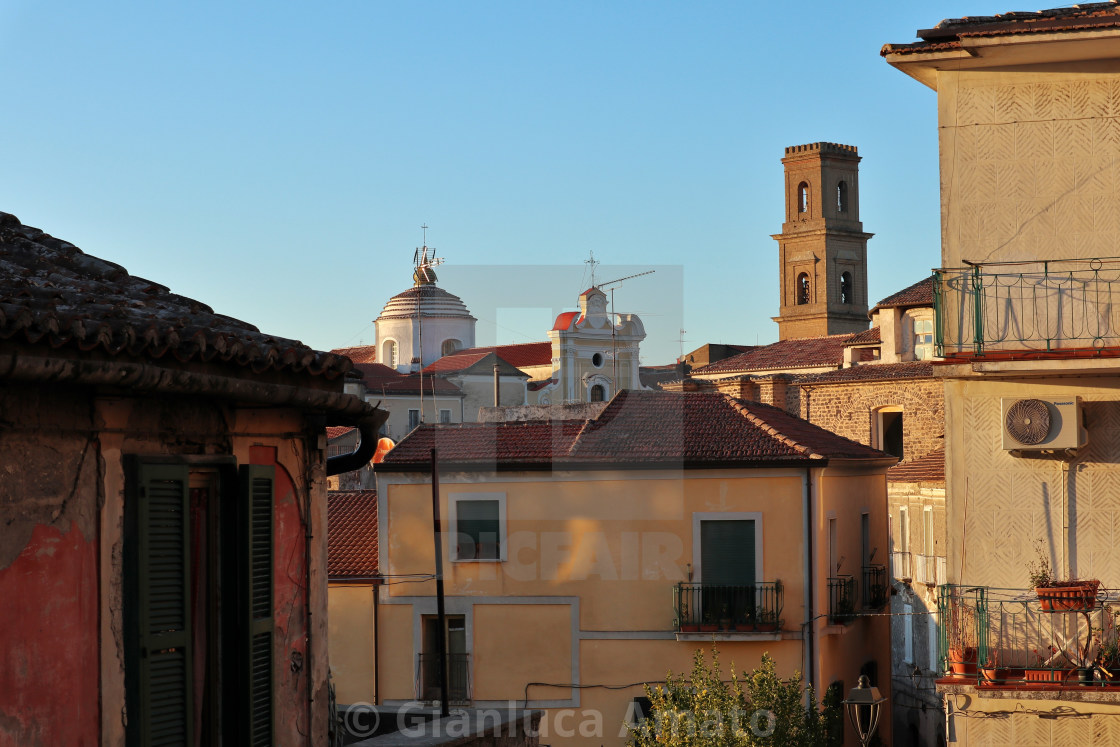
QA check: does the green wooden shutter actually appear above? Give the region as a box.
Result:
[240,465,275,747]
[133,462,194,746]
[700,520,756,585]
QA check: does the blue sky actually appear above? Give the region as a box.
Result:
[0,1,1024,364]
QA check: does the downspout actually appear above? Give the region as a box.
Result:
[803,468,815,698]
[373,582,380,704]
[327,414,386,476]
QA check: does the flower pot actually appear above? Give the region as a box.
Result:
[734,623,753,632]
[947,647,978,677]
[1024,667,1064,683]
[754,622,778,632]
[699,624,718,632]
[680,624,700,632]
[1036,580,1100,611]
[1076,667,1095,686]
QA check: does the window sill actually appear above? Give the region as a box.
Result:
[675,631,783,642]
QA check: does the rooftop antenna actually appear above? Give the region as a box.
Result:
[584,250,599,289]
[413,225,445,424]
[595,269,656,391]
[678,328,688,362]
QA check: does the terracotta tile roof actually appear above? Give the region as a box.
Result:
[692,333,859,375]
[887,448,945,484]
[327,490,379,578]
[449,342,553,369]
[0,212,352,378]
[332,345,379,364]
[352,362,406,384]
[380,390,892,470]
[552,311,582,331]
[527,378,556,391]
[327,426,357,440]
[882,3,1120,56]
[798,361,936,385]
[845,327,882,346]
[421,351,528,379]
[872,277,934,314]
[363,371,462,396]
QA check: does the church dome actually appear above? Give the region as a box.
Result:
[376,284,476,322]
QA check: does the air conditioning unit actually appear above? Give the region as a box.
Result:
[1001,397,1087,451]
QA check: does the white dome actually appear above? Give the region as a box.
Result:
[376,285,476,322]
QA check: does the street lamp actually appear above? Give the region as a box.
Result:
[842,675,886,746]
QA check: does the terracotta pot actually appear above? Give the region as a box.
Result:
[947,646,978,676]
[1036,580,1100,611]
[699,624,718,632]
[680,624,700,632]
[1024,667,1065,683]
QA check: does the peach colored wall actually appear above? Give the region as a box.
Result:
[473,605,572,701]
[328,584,376,704]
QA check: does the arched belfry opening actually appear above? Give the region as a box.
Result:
[773,143,871,340]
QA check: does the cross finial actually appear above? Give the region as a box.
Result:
[585,250,599,288]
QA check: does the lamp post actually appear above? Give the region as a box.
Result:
[842,675,886,747]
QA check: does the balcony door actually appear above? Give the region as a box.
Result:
[420,615,468,703]
[700,519,756,625]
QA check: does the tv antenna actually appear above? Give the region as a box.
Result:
[593,269,655,387]
[413,225,445,423]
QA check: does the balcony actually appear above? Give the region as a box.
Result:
[675,582,783,633]
[937,584,1120,689]
[417,653,471,704]
[863,564,888,609]
[891,551,946,587]
[828,575,857,624]
[934,259,1120,359]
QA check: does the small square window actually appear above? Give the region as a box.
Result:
[451,495,504,561]
[439,409,452,424]
[408,409,420,430]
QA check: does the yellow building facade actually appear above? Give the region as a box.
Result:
[336,390,896,745]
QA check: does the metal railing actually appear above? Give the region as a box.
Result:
[863,564,888,609]
[934,259,1120,358]
[937,584,1118,685]
[417,653,471,704]
[828,576,857,624]
[674,582,784,632]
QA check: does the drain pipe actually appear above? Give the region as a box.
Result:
[327,413,386,476]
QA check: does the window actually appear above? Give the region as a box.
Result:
[383,339,398,368]
[797,182,809,214]
[923,507,934,556]
[439,409,452,424]
[592,352,604,368]
[914,318,934,360]
[408,409,420,430]
[124,460,274,745]
[828,517,838,574]
[692,513,762,626]
[451,494,505,561]
[876,407,904,460]
[797,273,811,305]
[441,339,461,357]
[898,507,909,555]
[840,272,852,304]
[861,512,871,567]
[837,181,848,213]
[590,384,605,402]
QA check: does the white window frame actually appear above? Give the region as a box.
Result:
[449,492,507,563]
[691,512,764,584]
[923,507,934,556]
[383,338,399,368]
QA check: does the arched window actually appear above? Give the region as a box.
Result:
[840,272,853,304]
[837,181,848,213]
[797,182,809,214]
[441,339,461,356]
[590,385,606,402]
[797,273,810,305]
[382,339,398,368]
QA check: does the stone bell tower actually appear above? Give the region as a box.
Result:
[772,142,872,340]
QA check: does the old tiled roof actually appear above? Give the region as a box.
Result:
[327,490,379,578]
[380,390,892,470]
[872,277,934,314]
[332,345,379,364]
[887,448,945,484]
[327,426,357,440]
[451,342,553,369]
[882,2,1120,56]
[845,327,882,346]
[797,361,936,385]
[0,212,352,378]
[692,333,859,375]
[422,350,529,378]
[552,311,582,331]
[527,378,556,392]
[363,371,462,396]
[352,362,404,385]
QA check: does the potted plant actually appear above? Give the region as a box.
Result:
[1024,646,1064,682]
[945,598,978,677]
[699,610,718,633]
[1096,605,1120,685]
[718,604,732,631]
[1028,539,1100,611]
[678,598,699,632]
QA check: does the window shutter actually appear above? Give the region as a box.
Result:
[131,462,194,746]
[700,520,756,586]
[240,465,275,747]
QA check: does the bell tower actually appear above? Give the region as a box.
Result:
[772,142,872,340]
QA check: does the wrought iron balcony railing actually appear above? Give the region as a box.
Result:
[828,575,857,624]
[417,653,471,704]
[937,584,1118,686]
[863,564,888,609]
[934,259,1120,358]
[674,581,784,632]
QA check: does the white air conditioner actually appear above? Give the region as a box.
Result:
[1001,397,1087,451]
